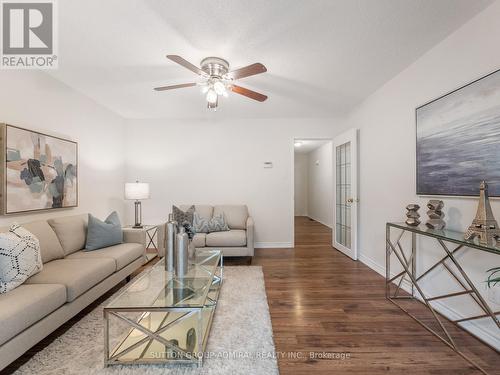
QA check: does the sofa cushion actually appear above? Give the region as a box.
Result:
[0,220,65,263]
[180,205,213,221]
[206,230,247,247]
[0,283,66,345]
[213,205,249,230]
[67,243,143,271]
[26,258,115,302]
[48,214,88,255]
[193,233,206,247]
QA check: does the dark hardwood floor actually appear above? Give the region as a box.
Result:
[3,216,499,374]
[253,216,499,374]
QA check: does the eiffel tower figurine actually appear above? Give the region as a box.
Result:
[464,181,500,246]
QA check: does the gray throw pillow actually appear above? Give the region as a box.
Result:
[85,211,123,251]
[193,211,210,233]
[173,205,195,226]
[193,212,229,233]
[208,213,230,232]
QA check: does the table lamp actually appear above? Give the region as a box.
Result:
[125,180,150,228]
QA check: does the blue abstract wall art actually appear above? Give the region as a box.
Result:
[416,69,500,197]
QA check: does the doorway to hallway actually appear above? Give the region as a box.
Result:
[293,138,333,243]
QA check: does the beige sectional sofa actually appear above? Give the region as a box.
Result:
[0,213,146,371]
[178,204,254,257]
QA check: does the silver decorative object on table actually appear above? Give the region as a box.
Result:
[465,181,500,245]
[175,226,189,277]
[405,204,421,226]
[425,200,445,230]
[165,214,177,273]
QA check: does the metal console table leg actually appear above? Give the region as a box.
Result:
[386,223,500,375]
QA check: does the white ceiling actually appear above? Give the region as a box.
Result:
[294,139,331,154]
[49,0,493,120]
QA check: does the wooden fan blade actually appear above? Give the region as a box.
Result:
[226,63,267,80]
[154,83,197,91]
[166,55,205,76]
[230,84,268,102]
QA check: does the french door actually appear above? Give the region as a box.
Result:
[333,128,359,260]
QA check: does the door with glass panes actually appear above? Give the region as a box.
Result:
[333,128,358,260]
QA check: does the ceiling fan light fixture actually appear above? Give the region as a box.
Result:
[206,88,218,104]
[213,80,226,96]
[155,55,268,109]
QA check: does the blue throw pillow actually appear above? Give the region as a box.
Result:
[85,211,123,251]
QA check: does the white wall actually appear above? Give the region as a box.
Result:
[0,70,126,226]
[124,118,341,247]
[347,1,500,348]
[307,142,333,227]
[294,153,308,216]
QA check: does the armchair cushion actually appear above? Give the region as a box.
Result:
[213,205,248,230]
[206,230,247,247]
[181,205,213,221]
[193,233,206,247]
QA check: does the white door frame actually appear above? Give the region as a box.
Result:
[333,128,359,260]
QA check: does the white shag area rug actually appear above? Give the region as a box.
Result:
[15,266,278,375]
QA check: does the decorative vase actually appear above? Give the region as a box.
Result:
[165,214,177,273]
[405,204,420,226]
[425,200,445,230]
[175,226,189,277]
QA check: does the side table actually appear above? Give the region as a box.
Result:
[122,224,164,263]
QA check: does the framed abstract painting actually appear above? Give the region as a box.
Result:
[416,69,500,197]
[0,124,78,214]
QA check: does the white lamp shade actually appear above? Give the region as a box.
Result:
[125,182,150,200]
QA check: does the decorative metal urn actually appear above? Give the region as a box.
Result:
[465,181,500,246]
[175,227,189,277]
[426,200,445,230]
[405,204,421,226]
[165,214,177,273]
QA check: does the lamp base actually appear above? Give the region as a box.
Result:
[132,224,143,229]
[133,201,143,229]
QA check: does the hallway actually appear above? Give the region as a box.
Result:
[253,216,498,374]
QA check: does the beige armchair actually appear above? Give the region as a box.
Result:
[161,205,254,258]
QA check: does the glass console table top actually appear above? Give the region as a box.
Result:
[107,250,222,309]
[388,222,500,255]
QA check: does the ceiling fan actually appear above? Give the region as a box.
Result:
[154,55,268,110]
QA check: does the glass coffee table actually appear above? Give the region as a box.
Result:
[104,250,223,367]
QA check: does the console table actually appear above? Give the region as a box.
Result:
[386,222,499,374]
